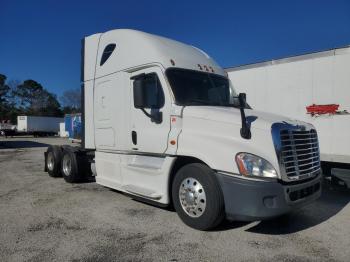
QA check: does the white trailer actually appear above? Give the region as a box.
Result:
[226,46,350,187]
[44,29,322,230]
[17,116,63,136]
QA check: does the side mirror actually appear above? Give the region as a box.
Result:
[132,76,163,124]
[133,79,147,109]
[238,93,247,108]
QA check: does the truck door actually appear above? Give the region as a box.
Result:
[129,67,171,154]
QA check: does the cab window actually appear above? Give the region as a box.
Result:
[134,73,165,109]
[100,44,116,66]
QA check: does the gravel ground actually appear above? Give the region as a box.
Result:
[0,137,349,262]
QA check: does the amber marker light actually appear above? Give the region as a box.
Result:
[235,154,249,176]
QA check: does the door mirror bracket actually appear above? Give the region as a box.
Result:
[140,108,162,124]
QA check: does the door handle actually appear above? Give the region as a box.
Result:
[131,131,137,145]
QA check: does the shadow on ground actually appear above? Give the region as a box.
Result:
[0,140,49,149]
[109,179,349,234]
[235,182,350,235]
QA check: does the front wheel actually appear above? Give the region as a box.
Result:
[172,163,225,230]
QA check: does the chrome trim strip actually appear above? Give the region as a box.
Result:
[216,171,278,183]
[97,149,168,158]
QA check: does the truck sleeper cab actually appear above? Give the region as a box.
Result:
[44,29,321,230]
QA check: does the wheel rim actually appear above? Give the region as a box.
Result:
[179,177,206,218]
[47,152,54,171]
[62,154,72,176]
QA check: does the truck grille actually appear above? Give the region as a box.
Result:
[280,129,321,180]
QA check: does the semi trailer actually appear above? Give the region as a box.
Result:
[1,116,63,137]
[226,46,350,188]
[44,29,322,230]
[17,116,63,136]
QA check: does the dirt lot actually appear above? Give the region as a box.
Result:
[0,137,349,262]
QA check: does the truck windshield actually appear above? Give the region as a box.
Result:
[166,68,239,107]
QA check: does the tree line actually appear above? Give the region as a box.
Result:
[0,73,81,123]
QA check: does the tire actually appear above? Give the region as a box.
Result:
[46,145,63,177]
[61,147,82,183]
[172,163,225,230]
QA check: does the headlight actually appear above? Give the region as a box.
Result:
[235,153,277,178]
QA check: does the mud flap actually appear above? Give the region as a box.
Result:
[44,151,48,172]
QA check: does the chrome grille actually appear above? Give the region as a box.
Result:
[280,129,321,180]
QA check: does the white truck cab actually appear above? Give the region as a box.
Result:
[45,29,321,230]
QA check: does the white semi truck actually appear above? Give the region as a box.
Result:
[226,46,350,188]
[44,29,321,230]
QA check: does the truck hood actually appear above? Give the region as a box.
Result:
[177,106,311,176]
[182,106,300,130]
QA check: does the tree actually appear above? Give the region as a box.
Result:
[0,74,10,102]
[40,90,62,116]
[0,74,10,121]
[6,79,21,108]
[15,79,44,109]
[14,79,62,117]
[0,74,63,122]
[60,88,81,110]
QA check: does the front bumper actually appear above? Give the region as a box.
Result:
[331,168,350,189]
[216,172,322,221]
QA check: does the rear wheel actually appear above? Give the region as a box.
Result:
[172,163,225,230]
[46,145,62,177]
[61,148,82,183]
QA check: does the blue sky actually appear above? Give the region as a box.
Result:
[1,0,349,98]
